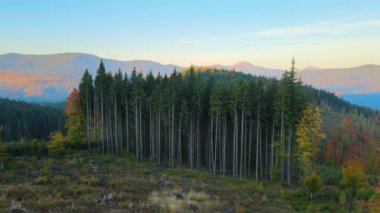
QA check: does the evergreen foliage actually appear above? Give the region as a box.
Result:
[0,99,65,141]
[72,59,379,183]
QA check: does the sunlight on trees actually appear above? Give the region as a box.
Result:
[296,104,325,177]
[47,132,65,158]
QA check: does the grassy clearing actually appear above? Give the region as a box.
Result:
[0,150,377,212]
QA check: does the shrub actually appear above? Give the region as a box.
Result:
[320,186,340,201]
[0,142,6,171]
[257,182,265,194]
[34,196,66,211]
[6,184,31,201]
[341,161,368,196]
[47,132,65,158]
[148,189,220,212]
[51,175,70,185]
[339,191,346,206]
[35,176,50,185]
[356,187,375,201]
[316,165,341,185]
[303,171,322,200]
[368,175,378,186]
[31,139,48,157]
[279,187,286,200]
[5,140,48,157]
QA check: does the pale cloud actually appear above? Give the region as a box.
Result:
[256,19,380,37]
[179,19,380,44]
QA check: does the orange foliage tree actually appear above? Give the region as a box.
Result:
[65,88,86,146]
[341,160,369,195]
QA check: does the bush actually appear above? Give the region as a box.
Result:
[5,140,47,157]
[320,186,340,201]
[316,165,341,185]
[339,191,346,206]
[31,139,48,157]
[0,142,6,171]
[356,187,375,201]
[6,184,31,201]
[368,175,378,186]
[47,132,65,158]
[341,161,368,195]
[303,171,322,200]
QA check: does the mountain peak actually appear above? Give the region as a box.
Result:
[302,66,320,71]
[234,61,252,65]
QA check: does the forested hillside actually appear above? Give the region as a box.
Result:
[1,60,379,212]
[0,99,65,141]
[65,59,380,186]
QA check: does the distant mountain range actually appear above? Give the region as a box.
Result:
[0,53,182,102]
[0,53,379,110]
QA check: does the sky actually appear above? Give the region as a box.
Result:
[1,0,380,69]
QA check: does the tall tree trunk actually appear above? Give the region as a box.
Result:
[256,103,260,181]
[126,98,129,155]
[223,115,227,176]
[271,120,275,180]
[135,104,138,160]
[240,105,244,178]
[101,89,104,153]
[158,111,161,163]
[248,118,253,177]
[178,104,183,165]
[115,97,118,155]
[171,102,175,167]
[149,107,152,160]
[287,128,292,186]
[210,113,214,172]
[280,110,285,183]
[190,117,193,169]
[214,108,219,174]
[233,105,238,177]
[196,107,200,170]
[86,91,90,149]
[139,102,142,161]
[265,124,269,180]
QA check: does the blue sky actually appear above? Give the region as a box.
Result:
[1,0,380,69]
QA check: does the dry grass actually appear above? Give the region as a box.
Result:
[148,188,221,212]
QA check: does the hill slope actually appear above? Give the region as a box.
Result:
[0,53,379,110]
[0,53,183,102]
[0,98,65,141]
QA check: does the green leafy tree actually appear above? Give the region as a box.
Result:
[341,160,369,196]
[65,88,86,147]
[47,132,65,158]
[303,171,322,199]
[296,104,325,176]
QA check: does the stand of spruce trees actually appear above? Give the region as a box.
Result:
[77,59,376,183]
[0,99,65,141]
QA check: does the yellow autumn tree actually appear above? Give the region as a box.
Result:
[341,160,368,195]
[47,131,65,158]
[303,171,322,199]
[296,104,325,176]
[65,88,86,147]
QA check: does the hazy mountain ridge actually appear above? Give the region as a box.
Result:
[0,53,184,102]
[209,61,284,78]
[0,53,379,109]
[299,64,380,95]
[0,53,183,78]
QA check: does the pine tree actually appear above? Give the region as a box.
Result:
[79,69,93,149]
[94,60,107,153]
